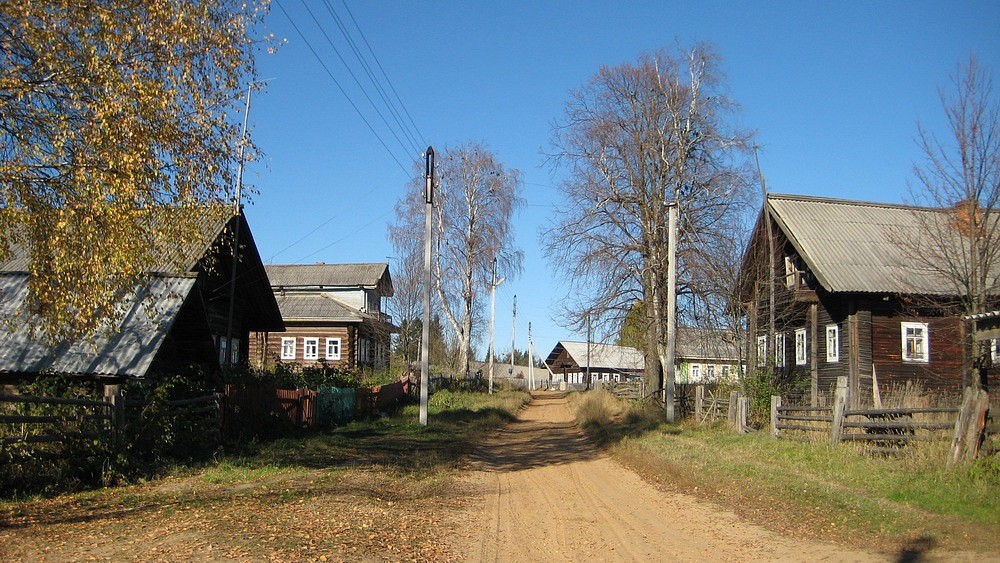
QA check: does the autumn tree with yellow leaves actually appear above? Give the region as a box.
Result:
[0,1,268,342]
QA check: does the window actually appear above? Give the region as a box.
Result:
[230,337,240,365]
[218,336,228,365]
[757,335,767,366]
[325,338,341,361]
[826,324,839,363]
[775,333,786,367]
[721,365,730,379]
[795,328,807,365]
[303,338,319,360]
[690,364,700,381]
[901,322,929,363]
[706,364,716,379]
[280,337,296,360]
[785,256,797,288]
[993,339,999,363]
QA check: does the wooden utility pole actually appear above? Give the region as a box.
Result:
[528,322,535,391]
[511,295,517,382]
[665,201,677,422]
[487,258,505,394]
[224,83,254,372]
[419,147,435,426]
[586,314,592,390]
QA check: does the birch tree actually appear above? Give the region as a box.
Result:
[389,142,523,375]
[899,55,1000,386]
[0,0,267,343]
[543,43,754,390]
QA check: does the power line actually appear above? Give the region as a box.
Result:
[323,0,424,154]
[298,0,420,159]
[338,0,427,146]
[274,0,411,176]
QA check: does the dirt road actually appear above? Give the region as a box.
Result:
[460,391,885,562]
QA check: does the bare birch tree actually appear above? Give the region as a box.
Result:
[389,142,523,376]
[899,55,1000,386]
[543,43,754,390]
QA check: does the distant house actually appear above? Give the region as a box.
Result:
[737,193,998,404]
[249,263,397,371]
[544,328,741,386]
[966,310,1000,387]
[0,208,284,383]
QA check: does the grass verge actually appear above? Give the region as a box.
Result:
[0,390,530,562]
[569,390,999,555]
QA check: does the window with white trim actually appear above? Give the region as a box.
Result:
[690,364,700,381]
[992,339,999,363]
[303,337,319,360]
[218,336,229,365]
[280,337,296,360]
[795,328,807,366]
[757,335,767,367]
[775,333,786,367]
[229,337,240,365]
[706,364,716,379]
[901,322,929,363]
[325,338,341,361]
[826,324,839,363]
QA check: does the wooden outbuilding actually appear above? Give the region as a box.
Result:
[0,207,284,383]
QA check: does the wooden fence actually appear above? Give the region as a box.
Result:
[771,376,994,462]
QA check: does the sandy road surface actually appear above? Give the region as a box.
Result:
[460,391,885,563]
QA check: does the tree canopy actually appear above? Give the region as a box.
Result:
[0,0,267,342]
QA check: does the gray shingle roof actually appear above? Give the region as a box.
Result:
[766,194,999,295]
[547,328,741,372]
[0,274,195,377]
[273,292,364,323]
[265,263,393,296]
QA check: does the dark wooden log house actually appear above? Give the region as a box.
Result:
[738,194,997,406]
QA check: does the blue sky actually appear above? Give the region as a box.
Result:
[242,0,1000,362]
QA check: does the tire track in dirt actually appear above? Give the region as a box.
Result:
[459,391,888,562]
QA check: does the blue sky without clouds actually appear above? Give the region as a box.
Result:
[241,0,1000,361]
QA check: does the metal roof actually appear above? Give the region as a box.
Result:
[266,263,393,297]
[546,328,741,371]
[273,292,364,323]
[0,274,195,378]
[765,194,998,295]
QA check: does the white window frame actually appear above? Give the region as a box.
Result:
[706,364,716,379]
[826,324,839,363]
[218,336,229,365]
[901,322,929,363]
[690,364,701,381]
[795,328,807,366]
[230,336,240,365]
[992,339,999,363]
[303,337,319,360]
[757,335,767,367]
[325,338,341,361]
[775,333,786,367]
[280,337,296,360]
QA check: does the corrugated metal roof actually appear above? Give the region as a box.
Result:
[766,194,996,295]
[551,341,646,371]
[0,274,195,377]
[266,263,393,296]
[273,292,363,323]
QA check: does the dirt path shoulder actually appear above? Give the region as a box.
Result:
[456,391,891,562]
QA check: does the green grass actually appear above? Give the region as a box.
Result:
[569,390,999,552]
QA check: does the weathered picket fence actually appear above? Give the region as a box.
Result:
[770,376,994,463]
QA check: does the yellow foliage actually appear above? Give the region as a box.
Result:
[0,0,270,343]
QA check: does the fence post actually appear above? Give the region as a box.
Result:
[737,396,749,433]
[771,395,781,438]
[695,385,704,422]
[110,390,125,452]
[948,386,990,468]
[830,376,848,445]
[728,391,738,427]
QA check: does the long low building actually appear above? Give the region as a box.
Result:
[544,328,743,386]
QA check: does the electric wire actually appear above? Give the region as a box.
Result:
[298,0,420,160]
[322,0,424,154]
[273,0,411,176]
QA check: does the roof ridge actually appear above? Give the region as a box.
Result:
[767,192,941,212]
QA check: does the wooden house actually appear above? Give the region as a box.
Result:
[249,263,397,371]
[737,193,998,405]
[0,208,284,383]
[544,328,741,386]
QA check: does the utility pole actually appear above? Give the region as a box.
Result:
[586,314,592,390]
[487,258,504,394]
[665,200,678,422]
[528,322,534,391]
[224,83,254,374]
[511,295,517,383]
[419,147,435,426]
